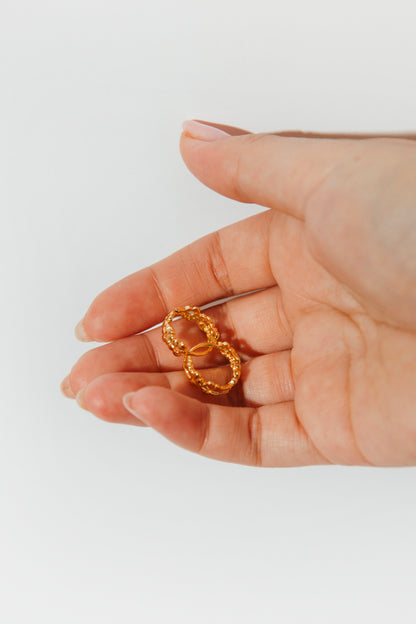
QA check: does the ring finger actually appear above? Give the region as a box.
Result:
[76,349,294,426]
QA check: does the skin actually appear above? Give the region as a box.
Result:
[61,122,416,467]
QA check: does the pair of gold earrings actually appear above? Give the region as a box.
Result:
[162,306,241,396]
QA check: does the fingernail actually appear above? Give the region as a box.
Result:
[76,387,87,410]
[74,319,91,342]
[123,391,151,423]
[182,120,231,142]
[122,392,141,418]
[121,392,148,426]
[60,375,75,399]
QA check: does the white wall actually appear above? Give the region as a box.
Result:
[1,1,415,622]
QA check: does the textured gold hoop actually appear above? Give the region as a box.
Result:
[162,306,219,356]
[162,306,241,396]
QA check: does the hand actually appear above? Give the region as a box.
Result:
[61,121,416,467]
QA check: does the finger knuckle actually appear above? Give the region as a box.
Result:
[247,408,263,466]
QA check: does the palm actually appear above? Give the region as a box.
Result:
[267,204,416,467]
[64,129,416,467]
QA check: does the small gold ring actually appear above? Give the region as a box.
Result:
[162,306,219,356]
[162,306,241,396]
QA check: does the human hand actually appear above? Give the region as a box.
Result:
[61,121,416,466]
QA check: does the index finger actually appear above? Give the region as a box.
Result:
[77,210,275,342]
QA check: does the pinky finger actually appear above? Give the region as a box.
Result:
[123,387,328,467]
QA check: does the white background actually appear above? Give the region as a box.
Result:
[1,1,416,622]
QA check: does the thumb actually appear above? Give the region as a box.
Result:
[180,119,350,219]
